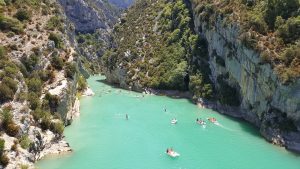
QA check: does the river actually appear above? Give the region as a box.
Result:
[36,76,300,169]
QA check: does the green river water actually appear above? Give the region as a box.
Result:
[36,76,300,169]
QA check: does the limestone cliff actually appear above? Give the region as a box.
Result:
[190,1,300,153]
[58,0,120,33]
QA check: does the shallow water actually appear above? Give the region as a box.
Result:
[36,76,300,169]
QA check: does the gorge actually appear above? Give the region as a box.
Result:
[0,0,299,168]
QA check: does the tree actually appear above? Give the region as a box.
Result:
[264,0,300,29]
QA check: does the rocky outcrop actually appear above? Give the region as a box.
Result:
[58,0,119,33]
[190,2,300,153]
[108,0,135,8]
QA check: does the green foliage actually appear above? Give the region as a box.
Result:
[0,83,15,103]
[64,62,77,79]
[6,123,20,137]
[44,93,60,113]
[0,139,4,153]
[19,135,32,150]
[50,120,64,136]
[51,54,64,70]
[46,16,63,31]
[189,73,213,99]
[77,75,87,92]
[0,154,9,167]
[49,33,63,48]
[264,0,299,30]
[21,54,40,72]
[27,92,40,110]
[14,8,31,21]
[0,14,23,33]
[26,77,42,95]
[277,16,300,43]
[104,0,212,93]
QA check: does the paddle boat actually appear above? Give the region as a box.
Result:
[196,118,206,128]
[171,118,177,124]
[207,117,220,125]
[166,148,180,157]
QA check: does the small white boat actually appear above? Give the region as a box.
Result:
[166,150,180,157]
[171,119,177,124]
[197,121,206,128]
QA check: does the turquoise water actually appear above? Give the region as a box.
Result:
[36,76,300,169]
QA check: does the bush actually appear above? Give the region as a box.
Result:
[64,62,77,79]
[51,55,64,70]
[0,83,14,103]
[26,77,42,95]
[50,121,64,136]
[0,15,23,33]
[6,123,20,137]
[0,139,4,153]
[14,9,31,21]
[277,16,300,43]
[19,135,32,150]
[2,77,18,93]
[46,16,63,31]
[27,92,40,110]
[49,33,63,48]
[77,75,87,92]
[21,54,40,72]
[189,73,213,99]
[0,154,9,167]
[44,93,60,113]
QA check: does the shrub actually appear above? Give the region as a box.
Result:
[27,92,40,110]
[50,120,64,136]
[46,16,62,31]
[189,73,213,99]
[26,77,42,95]
[21,54,40,72]
[0,83,14,103]
[0,46,6,59]
[2,77,18,93]
[48,32,63,48]
[51,55,64,70]
[10,142,17,151]
[14,9,31,21]
[6,123,20,137]
[64,62,77,79]
[20,164,29,169]
[0,139,4,153]
[77,75,87,92]
[0,15,23,33]
[19,135,32,150]
[0,154,9,167]
[44,93,60,113]
[4,65,19,78]
[277,16,300,43]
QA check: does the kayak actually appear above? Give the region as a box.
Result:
[171,119,177,124]
[167,151,180,157]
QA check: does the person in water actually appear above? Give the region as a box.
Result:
[126,114,128,120]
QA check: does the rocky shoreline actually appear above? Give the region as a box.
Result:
[1,87,98,169]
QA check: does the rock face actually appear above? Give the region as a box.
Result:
[58,0,120,33]
[190,2,300,153]
[108,0,135,8]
